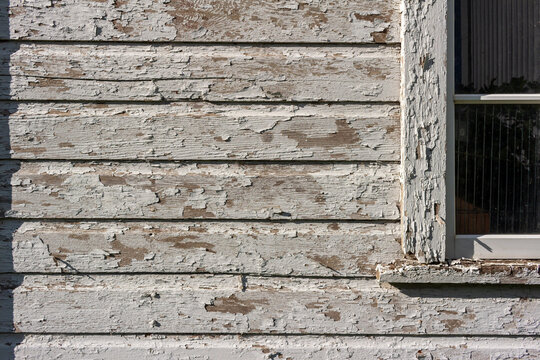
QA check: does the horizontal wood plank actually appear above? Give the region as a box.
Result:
[0,102,400,161]
[1,162,400,220]
[1,43,400,102]
[1,335,539,359]
[0,221,401,276]
[4,0,400,43]
[1,275,540,334]
[377,260,540,285]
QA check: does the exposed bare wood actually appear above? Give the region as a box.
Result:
[2,275,540,334]
[1,43,400,102]
[3,0,400,43]
[2,335,539,359]
[0,221,401,276]
[377,260,540,285]
[0,102,400,161]
[401,0,449,262]
[1,161,400,220]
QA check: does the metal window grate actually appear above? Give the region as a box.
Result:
[454,0,540,236]
[455,104,540,234]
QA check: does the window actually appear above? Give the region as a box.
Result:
[401,0,540,262]
[451,0,540,259]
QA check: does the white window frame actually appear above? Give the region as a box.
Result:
[401,0,540,262]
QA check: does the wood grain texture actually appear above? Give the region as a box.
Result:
[1,102,400,161]
[401,0,449,262]
[4,0,400,43]
[1,221,401,276]
[1,335,539,359]
[2,275,540,335]
[1,43,400,102]
[1,161,400,220]
[377,260,540,285]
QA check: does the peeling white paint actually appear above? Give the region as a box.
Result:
[4,0,400,43]
[401,0,448,262]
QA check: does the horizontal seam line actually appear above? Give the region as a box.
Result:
[5,75,397,83]
[0,159,401,164]
[1,39,402,47]
[0,272,376,279]
[0,99,401,105]
[0,332,538,338]
[0,218,401,224]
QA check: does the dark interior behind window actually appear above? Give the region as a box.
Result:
[455,0,540,234]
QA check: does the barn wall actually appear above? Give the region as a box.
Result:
[0,1,538,358]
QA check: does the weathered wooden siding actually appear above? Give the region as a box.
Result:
[3,161,399,220]
[2,44,400,102]
[1,221,402,276]
[2,274,540,335]
[1,102,400,161]
[3,0,400,43]
[1,0,539,358]
[3,335,539,359]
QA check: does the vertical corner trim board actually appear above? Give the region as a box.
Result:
[401,0,449,262]
[4,0,400,43]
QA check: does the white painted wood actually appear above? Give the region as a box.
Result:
[1,335,539,359]
[1,44,400,102]
[3,0,400,43]
[455,235,540,259]
[1,161,400,220]
[0,221,401,276]
[401,0,449,262]
[0,102,400,161]
[0,0,536,351]
[2,275,540,334]
[454,94,540,104]
[377,260,540,284]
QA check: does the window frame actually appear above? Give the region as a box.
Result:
[402,0,540,262]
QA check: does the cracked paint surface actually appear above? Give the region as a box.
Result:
[2,161,400,220]
[2,221,401,276]
[3,102,400,161]
[5,0,400,43]
[3,43,400,102]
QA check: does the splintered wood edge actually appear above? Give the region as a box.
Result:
[1,335,539,359]
[377,260,540,284]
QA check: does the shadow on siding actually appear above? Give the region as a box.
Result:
[396,284,540,299]
[0,2,23,358]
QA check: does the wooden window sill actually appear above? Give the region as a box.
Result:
[376,260,540,285]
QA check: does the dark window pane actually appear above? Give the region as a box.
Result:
[455,104,540,234]
[455,0,540,93]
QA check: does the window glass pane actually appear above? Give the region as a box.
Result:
[456,104,540,234]
[455,0,540,93]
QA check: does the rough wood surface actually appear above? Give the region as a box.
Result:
[400,0,449,262]
[377,260,540,285]
[0,221,401,276]
[1,335,539,359]
[0,102,400,161]
[1,43,400,102]
[4,0,400,43]
[1,161,400,220]
[2,275,540,335]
